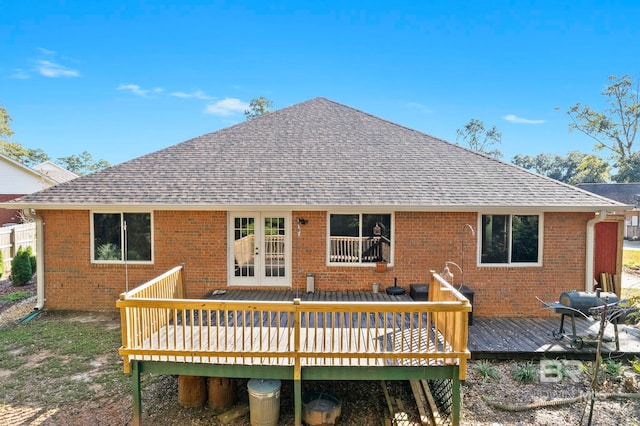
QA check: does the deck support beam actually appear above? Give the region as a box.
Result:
[127,361,462,426]
[452,370,461,425]
[132,361,141,426]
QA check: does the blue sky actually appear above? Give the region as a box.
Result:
[1,1,639,166]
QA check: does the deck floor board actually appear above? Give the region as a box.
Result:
[168,289,639,359]
[469,316,640,358]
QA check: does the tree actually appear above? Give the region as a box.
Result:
[0,141,51,167]
[0,101,109,174]
[1,100,51,167]
[0,100,13,142]
[57,151,111,175]
[572,154,611,184]
[244,96,273,120]
[567,74,640,180]
[612,151,640,182]
[511,151,610,184]
[456,119,503,159]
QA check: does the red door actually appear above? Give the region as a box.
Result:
[594,221,618,285]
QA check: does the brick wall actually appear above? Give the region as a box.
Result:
[0,194,25,224]
[40,210,227,311]
[40,209,592,317]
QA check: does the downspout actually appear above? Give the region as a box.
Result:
[23,209,45,310]
[585,210,607,292]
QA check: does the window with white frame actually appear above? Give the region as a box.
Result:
[92,212,152,262]
[480,214,540,265]
[328,213,392,264]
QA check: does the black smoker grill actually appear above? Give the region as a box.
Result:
[547,290,620,350]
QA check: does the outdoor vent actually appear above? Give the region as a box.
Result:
[306,274,315,293]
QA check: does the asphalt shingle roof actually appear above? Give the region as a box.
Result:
[8,97,629,211]
[576,183,640,207]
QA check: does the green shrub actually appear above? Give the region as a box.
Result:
[474,361,500,381]
[9,247,33,286]
[25,246,36,273]
[0,249,4,278]
[513,361,537,383]
[602,359,623,378]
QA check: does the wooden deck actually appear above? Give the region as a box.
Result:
[206,289,640,359]
[118,268,471,426]
[469,316,640,359]
[203,288,413,302]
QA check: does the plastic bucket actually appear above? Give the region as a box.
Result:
[247,379,281,426]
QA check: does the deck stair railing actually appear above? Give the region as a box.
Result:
[118,267,470,380]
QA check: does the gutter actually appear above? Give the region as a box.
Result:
[585,210,607,292]
[23,209,45,310]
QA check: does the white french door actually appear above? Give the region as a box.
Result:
[228,212,291,287]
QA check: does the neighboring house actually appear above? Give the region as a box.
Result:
[1,98,630,317]
[32,160,79,186]
[577,183,640,239]
[0,154,77,225]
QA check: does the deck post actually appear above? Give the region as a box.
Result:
[132,360,142,426]
[293,298,302,426]
[451,367,461,426]
[294,372,302,426]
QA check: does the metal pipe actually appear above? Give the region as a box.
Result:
[22,209,45,310]
[461,224,475,284]
[585,210,607,292]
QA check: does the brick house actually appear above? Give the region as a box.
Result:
[0,154,77,224]
[2,98,629,317]
[577,183,640,239]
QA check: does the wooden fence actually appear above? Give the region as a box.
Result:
[0,222,36,274]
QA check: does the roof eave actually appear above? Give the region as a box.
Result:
[1,201,632,213]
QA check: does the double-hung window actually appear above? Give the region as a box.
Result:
[328,213,392,265]
[92,212,152,263]
[480,213,541,265]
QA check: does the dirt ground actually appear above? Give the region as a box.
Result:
[1,277,639,425]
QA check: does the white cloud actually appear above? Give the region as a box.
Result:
[204,98,249,116]
[117,84,164,97]
[170,90,213,101]
[9,48,80,79]
[405,102,431,114]
[36,47,57,56]
[37,60,79,78]
[11,68,31,79]
[503,114,546,124]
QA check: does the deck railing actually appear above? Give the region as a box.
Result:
[117,267,471,380]
[235,234,386,264]
[328,236,388,262]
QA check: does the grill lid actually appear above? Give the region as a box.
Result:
[559,290,619,314]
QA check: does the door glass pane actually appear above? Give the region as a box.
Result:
[234,217,255,277]
[264,217,285,277]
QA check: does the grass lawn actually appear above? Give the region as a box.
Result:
[0,311,133,425]
[623,248,640,268]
